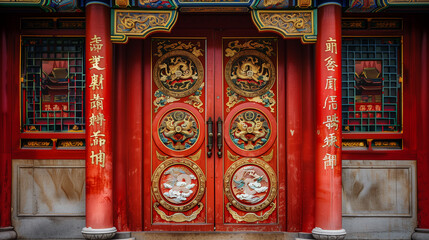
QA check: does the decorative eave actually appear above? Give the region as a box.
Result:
[251,10,317,43]
[111,9,178,43]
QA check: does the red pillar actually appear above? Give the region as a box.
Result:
[312,2,346,239]
[0,17,17,240]
[413,16,429,240]
[82,3,116,239]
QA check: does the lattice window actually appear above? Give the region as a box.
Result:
[21,37,85,132]
[342,37,401,132]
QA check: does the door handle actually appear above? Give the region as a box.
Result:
[217,117,223,158]
[207,117,213,158]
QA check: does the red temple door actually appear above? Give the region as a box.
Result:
[143,31,285,231]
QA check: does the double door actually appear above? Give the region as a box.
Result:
[143,31,285,231]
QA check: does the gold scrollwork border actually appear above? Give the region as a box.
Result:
[224,158,277,212]
[225,49,276,98]
[226,202,276,223]
[152,158,206,212]
[154,202,203,222]
[251,10,317,43]
[112,10,178,43]
[153,50,204,98]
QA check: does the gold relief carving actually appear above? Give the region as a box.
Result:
[57,140,84,148]
[225,50,276,98]
[152,158,206,212]
[248,90,276,113]
[254,11,313,37]
[22,140,51,148]
[155,41,204,58]
[115,0,129,8]
[117,12,170,34]
[225,40,274,58]
[226,202,276,223]
[184,83,204,113]
[342,141,365,147]
[154,50,204,98]
[154,90,180,113]
[297,0,311,7]
[227,150,240,161]
[28,126,38,131]
[226,87,245,112]
[259,12,312,33]
[189,149,202,161]
[224,158,277,212]
[261,149,273,162]
[154,202,203,222]
[262,0,283,7]
[156,150,169,161]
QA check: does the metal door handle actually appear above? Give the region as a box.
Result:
[217,117,223,158]
[207,117,213,158]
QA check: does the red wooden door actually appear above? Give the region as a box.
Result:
[143,31,285,231]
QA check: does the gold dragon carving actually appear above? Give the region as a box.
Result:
[116,12,170,34]
[225,40,274,58]
[259,12,312,34]
[184,82,204,113]
[155,41,204,58]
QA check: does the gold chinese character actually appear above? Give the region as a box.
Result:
[323,96,338,110]
[323,153,337,169]
[90,150,106,167]
[90,94,104,110]
[323,113,339,130]
[89,55,105,70]
[89,112,106,127]
[322,133,339,148]
[89,73,104,90]
[325,37,337,54]
[90,35,103,53]
[325,76,337,90]
[90,130,106,147]
[324,56,338,71]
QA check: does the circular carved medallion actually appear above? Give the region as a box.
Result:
[225,103,277,157]
[153,50,204,98]
[225,50,275,98]
[224,158,277,212]
[152,158,206,212]
[153,103,205,157]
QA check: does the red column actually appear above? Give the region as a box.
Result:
[312,3,346,239]
[82,3,116,239]
[0,17,17,240]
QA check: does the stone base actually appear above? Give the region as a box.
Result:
[0,227,17,240]
[132,232,299,240]
[412,228,429,240]
[82,227,117,240]
[312,227,346,240]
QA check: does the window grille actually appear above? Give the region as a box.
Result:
[21,37,85,132]
[341,37,401,132]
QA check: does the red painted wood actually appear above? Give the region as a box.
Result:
[0,17,12,228]
[85,4,114,229]
[301,44,315,233]
[113,43,129,231]
[286,39,303,232]
[125,39,143,231]
[315,4,343,231]
[416,18,429,229]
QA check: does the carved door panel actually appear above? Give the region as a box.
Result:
[215,37,285,231]
[144,35,285,231]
